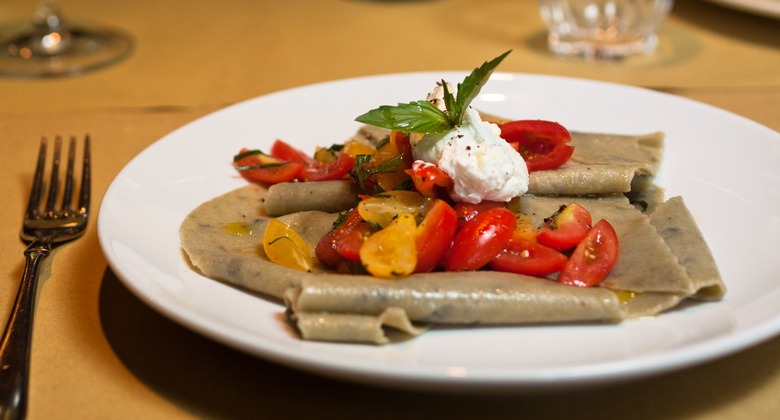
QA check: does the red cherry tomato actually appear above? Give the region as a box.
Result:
[490,237,568,276]
[414,199,457,273]
[315,208,365,267]
[510,214,539,242]
[270,140,317,165]
[234,148,303,184]
[558,219,619,287]
[300,152,355,182]
[444,207,516,271]
[335,222,371,261]
[536,203,592,251]
[453,201,505,228]
[390,131,414,165]
[408,161,453,197]
[499,120,574,172]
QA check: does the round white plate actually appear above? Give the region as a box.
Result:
[702,0,780,18]
[98,72,780,391]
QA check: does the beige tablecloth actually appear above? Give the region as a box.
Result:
[1,0,778,418]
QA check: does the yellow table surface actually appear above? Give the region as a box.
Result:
[1,0,779,418]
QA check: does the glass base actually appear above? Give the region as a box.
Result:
[547,33,659,60]
[0,23,133,78]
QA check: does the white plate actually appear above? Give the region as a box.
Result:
[98,72,780,391]
[702,0,780,18]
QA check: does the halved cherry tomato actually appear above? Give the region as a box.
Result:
[389,130,413,164]
[415,199,457,273]
[234,148,303,184]
[360,213,418,278]
[300,152,355,182]
[335,222,371,261]
[511,214,538,242]
[372,137,412,191]
[558,219,619,287]
[315,208,365,267]
[357,190,431,228]
[499,120,574,172]
[536,203,592,251]
[408,161,453,197]
[341,141,376,157]
[490,237,567,276]
[453,201,506,228]
[270,140,317,165]
[262,219,313,272]
[444,207,516,271]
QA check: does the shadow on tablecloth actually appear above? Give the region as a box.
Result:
[98,267,780,420]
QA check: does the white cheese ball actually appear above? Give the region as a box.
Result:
[411,107,529,203]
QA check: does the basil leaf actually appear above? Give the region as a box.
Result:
[349,154,408,194]
[441,81,460,126]
[349,154,376,193]
[233,149,271,162]
[354,50,512,133]
[355,100,451,133]
[234,162,288,171]
[452,50,511,124]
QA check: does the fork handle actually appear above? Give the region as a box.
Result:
[0,241,51,420]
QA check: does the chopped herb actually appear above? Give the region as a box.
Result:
[349,154,407,194]
[331,210,350,229]
[233,149,270,162]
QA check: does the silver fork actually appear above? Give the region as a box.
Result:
[0,136,91,420]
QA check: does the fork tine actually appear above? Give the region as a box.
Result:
[61,136,76,215]
[44,136,62,215]
[25,137,48,218]
[77,135,91,214]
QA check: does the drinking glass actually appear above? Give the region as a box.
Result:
[0,2,133,78]
[539,0,674,59]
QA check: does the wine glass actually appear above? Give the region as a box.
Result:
[0,2,133,78]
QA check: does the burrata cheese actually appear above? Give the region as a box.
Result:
[410,85,529,203]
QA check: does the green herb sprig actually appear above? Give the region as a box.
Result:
[355,50,511,134]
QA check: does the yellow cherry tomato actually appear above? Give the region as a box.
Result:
[373,140,411,191]
[357,190,431,228]
[341,140,377,157]
[313,147,337,163]
[359,213,417,278]
[513,214,538,241]
[262,219,313,272]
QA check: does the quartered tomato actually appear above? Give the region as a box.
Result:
[414,199,457,273]
[490,237,567,276]
[360,213,418,278]
[389,130,413,163]
[335,222,371,261]
[340,141,376,157]
[536,203,592,251]
[300,151,355,182]
[242,140,353,183]
[511,214,538,242]
[262,219,314,272]
[444,207,516,271]
[452,201,506,228]
[315,208,365,267]
[357,190,431,228]
[372,136,412,191]
[270,139,317,165]
[499,120,574,172]
[558,219,619,287]
[408,161,453,197]
[234,148,304,184]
